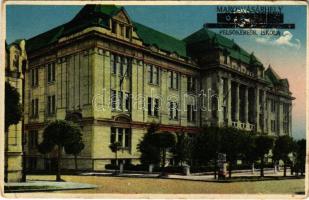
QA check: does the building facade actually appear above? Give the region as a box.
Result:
[5,39,27,181]
[23,5,294,171]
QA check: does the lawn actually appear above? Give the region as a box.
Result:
[26,175,305,194]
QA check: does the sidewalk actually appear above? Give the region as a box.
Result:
[4,181,97,193]
[80,168,300,182]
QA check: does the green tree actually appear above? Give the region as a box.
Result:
[240,131,258,173]
[5,82,22,131]
[193,126,222,179]
[64,142,85,170]
[38,120,83,181]
[109,141,122,174]
[294,139,306,176]
[151,131,176,170]
[5,82,22,182]
[220,127,242,178]
[172,132,192,166]
[273,135,294,177]
[137,123,161,166]
[255,135,274,177]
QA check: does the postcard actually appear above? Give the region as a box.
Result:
[1,1,308,198]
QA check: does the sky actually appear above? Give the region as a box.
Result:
[6,5,307,139]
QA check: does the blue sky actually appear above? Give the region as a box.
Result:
[6,5,307,139]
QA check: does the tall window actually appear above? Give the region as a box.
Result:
[125,93,130,111]
[148,97,160,117]
[110,127,131,149]
[111,90,116,110]
[111,20,117,34]
[271,99,276,112]
[118,91,123,110]
[111,53,131,76]
[120,24,124,36]
[187,76,196,92]
[29,130,38,148]
[47,95,56,115]
[111,54,117,74]
[271,120,276,132]
[124,129,131,148]
[118,128,123,146]
[47,62,55,83]
[111,127,116,143]
[31,68,39,87]
[187,104,196,122]
[169,71,179,89]
[169,101,179,120]
[147,65,159,85]
[125,26,131,39]
[31,98,39,118]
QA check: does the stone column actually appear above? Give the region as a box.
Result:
[235,83,240,125]
[227,78,232,126]
[262,90,267,133]
[217,77,224,126]
[244,86,248,125]
[289,103,292,136]
[255,87,260,132]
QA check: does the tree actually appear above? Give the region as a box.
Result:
[5,82,22,132]
[109,141,122,173]
[65,142,85,170]
[240,131,258,173]
[273,135,294,177]
[172,132,192,166]
[38,120,83,181]
[151,131,176,170]
[294,139,306,176]
[137,123,161,166]
[220,127,242,178]
[5,82,22,182]
[192,126,222,179]
[255,135,274,177]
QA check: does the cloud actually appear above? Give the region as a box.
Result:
[255,31,301,49]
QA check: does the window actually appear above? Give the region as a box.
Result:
[120,24,124,36]
[147,65,159,85]
[125,93,130,111]
[29,130,38,148]
[31,68,39,87]
[111,20,117,34]
[271,99,276,112]
[148,97,160,117]
[47,95,56,115]
[169,102,179,120]
[154,98,159,117]
[118,91,123,110]
[31,98,39,118]
[124,129,131,148]
[187,76,196,92]
[111,127,116,143]
[169,71,179,89]
[110,127,132,149]
[118,128,123,146]
[271,120,276,132]
[111,53,131,76]
[148,97,152,116]
[111,54,117,74]
[187,104,196,122]
[111,90,116,110]
[47,63,55,83]
[125,26,130,39]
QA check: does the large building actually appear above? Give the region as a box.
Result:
[5,39,27,181]
[22,5,294,171]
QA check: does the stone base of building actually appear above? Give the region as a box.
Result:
[6,153,23,182]
[25,157,141,172]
